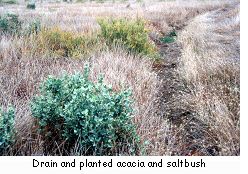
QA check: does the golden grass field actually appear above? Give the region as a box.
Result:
[0,0,240,155]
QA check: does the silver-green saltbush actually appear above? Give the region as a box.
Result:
[0,13,22,35]
[31,65,140,155]
[0,106,15,155]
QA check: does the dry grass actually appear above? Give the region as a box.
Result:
[89,49,171,155]
[145,0,228,35]
[0,0,240,155]
[177,2,240,155]
[0,1,230,34]
[0,36,163,154]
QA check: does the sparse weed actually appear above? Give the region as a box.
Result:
[25,19,41,35]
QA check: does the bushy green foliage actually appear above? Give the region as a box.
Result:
[160,36,175,43]
[0,13,41,36]
[0,13,22,35]
[0,106,15,154]
[98,18,158,58]
[37,28,99,58]
[160,30,177,43]
[27,3,36,9]
[168,30,177,37]
[1,0,17,4]
[31,65,140,155]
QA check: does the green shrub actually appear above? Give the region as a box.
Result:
[160,36,175,43]
[0,13,41,36]
[31,65,140,155]
[37,27,99,58]
[160,30,177,43]
[98,18,158,58]
[1,0,17,4]
[27,3,36,9]
[0,106,15,155]
[168,30,177,37]
[0,13,22,35]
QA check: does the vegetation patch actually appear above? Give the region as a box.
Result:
[1,0,17,4]
[160,30,177,44]
[26,3,36,10]
[36,27,100,58]
[31,65,140,155]
[0,13,22,35]
[25,19,41,35]
[0,106,15,155]
[98,18,158,59]
[0,13,42,36]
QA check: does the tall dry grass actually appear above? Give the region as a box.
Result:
[0,0,231,34]
[177,3,240,155]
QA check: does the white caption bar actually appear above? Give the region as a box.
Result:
[0,156,240,174]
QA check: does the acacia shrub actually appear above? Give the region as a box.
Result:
[98,18,158,58]
[37,28,99,58]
